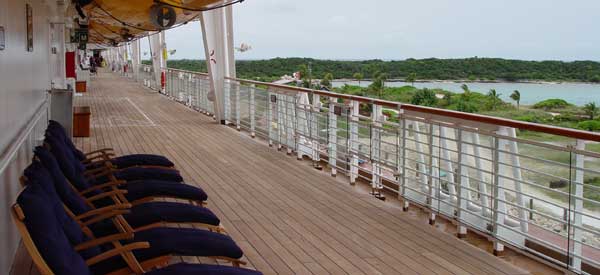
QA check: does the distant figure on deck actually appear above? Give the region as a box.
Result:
[89,56,97,75]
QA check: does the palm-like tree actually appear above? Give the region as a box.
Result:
[353,72,364,87]
[406,72,417,87]
[461,84,469,93]
[488,89,502,110]
[583,102,599,120]
[510,90,521,109]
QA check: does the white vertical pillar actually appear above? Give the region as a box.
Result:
[297,92,310,159]
[507,127,528,232]
[160,31,167,93]
[150,33,162,92]
[200,6,234,124]
[471,132,490,216]
[439,126,457,199]
[131,40,141,81]
[49,22,66,89]
[413,121,429,193]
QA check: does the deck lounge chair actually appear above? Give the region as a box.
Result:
[30,151,221,233]
[48,120,176,170]
[13,183,261,275]
[35,146,207,206]
[46,133,185,184]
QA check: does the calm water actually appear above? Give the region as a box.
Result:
[333,80,600,106]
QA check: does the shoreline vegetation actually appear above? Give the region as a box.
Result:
[159,57,600,83]
[158,58,600,134]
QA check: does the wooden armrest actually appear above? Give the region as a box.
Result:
[82,154,112,164]
[83,165,111,176]
[82,210,131,226]
[74,204,132,221]
[86,190,128,203]
[105,256,172,275]
[84,148,115,156]
[85,242,150,266]
[85,168,118,181]
[75,232,134,251]
[79,180,126,196]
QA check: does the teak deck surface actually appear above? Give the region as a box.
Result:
[11,72,531,275]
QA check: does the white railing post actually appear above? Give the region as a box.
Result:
[492,129,506,255]
[456,128,468,238]
[267,90,274,147]
[311,94,322,168]
[235,81,241,130]
[329,97,337,176]
[428,122,435,225]
[250,84,256,138]
[286,94,295,155]
[572,139,585,271]
[400,113,410,211]
[276,93,284,150]
[371,104,383,197]
[350,100,359,184]
[224,79,231,123]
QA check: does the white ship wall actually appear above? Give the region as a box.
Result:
[0,0,52,273]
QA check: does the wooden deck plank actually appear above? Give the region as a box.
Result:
[12,72,538,275]
[75,72,531,275]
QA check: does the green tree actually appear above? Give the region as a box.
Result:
[583,102,599,120]
[298,64,308,79]
[368,72,387,98]
[353,72,364,86]
[510,90,521,109]
[487,89,502,110]
[411,88,437,106]
[406,72,417,86]
[321,73,333,89]
[461,84,469,93]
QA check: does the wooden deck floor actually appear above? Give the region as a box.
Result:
[12,72,536,275]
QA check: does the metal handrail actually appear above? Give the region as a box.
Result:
[225,76,600,142]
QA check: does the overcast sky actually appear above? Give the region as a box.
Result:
[142,0,600,61]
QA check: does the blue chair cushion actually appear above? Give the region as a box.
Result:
[124,180,207,202]
[34,146,95,216]
[147,263,263,275]
[128,202,219,227]
[48,120,87,161]
[90,201,220,236]
[23,162,101,260]
[49,120,176,169]
[111,154,175,168]
[44,135,92,191]
[90,167,184,185]
[86,154,175,170]
[90,228,244,275]
[17,184,92,275]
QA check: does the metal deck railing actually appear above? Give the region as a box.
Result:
[130,67,600,274]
